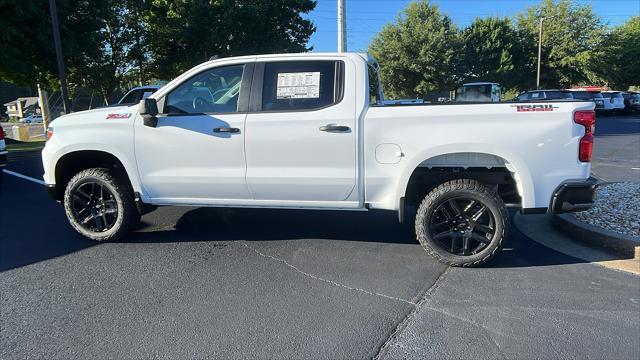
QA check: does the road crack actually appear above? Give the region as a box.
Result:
[374,267,507,359]
[374,267,450,359]
[240,242,416,305]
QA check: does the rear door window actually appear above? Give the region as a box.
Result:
[261,61,343,111]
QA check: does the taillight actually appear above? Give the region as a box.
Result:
[46,127,54,141]
[574,110,595,162]
[0,126,4,140]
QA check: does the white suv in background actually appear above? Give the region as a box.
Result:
[601,91,625,115]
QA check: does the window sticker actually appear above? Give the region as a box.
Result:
[276,72,320,99]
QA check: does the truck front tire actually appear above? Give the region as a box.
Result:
[415,179,508,267]
[63,168,137,242]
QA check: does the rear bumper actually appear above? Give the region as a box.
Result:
[550,177,599,213]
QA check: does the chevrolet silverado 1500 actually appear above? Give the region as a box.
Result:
[42,53,598,266]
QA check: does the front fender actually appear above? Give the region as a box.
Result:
[42,142,143,195]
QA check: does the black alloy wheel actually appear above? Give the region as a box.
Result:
[415,179,508,267]
[63,167,138,242]
[71,182,118,232]
[429,197,496,256]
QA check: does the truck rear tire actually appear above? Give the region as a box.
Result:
[415,179,508,267]
[63,168,137,242]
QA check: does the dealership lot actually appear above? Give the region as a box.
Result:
[590,114,640,182]
[1,115,639,359]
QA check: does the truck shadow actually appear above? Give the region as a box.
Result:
[1,201,595,272]
[123,207,593,269]
[130,207,418,245]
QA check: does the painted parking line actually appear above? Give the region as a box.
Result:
[2,169,45,186]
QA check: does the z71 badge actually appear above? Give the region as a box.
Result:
[510,104,558,112]
[106,113,132,119]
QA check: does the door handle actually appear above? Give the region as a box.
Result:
[319,124,350,133]
[213,127,240,133]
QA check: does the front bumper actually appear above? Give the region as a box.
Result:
[45,184,59,201]
[0,150,6,167]
[550,177,599,213]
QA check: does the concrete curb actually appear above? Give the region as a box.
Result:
[514,213,639,275]
[552,213,640,259]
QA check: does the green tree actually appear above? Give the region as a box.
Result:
[1,0,316,103]
[459,17,528,90]
[0,0,104,88]
[515,0,607,89]
[597,16,640,89]
[368,0,459,99]
[79,0,151,103]
[145,0,316,79]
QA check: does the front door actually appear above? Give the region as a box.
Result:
[244,59,357,203]
[135,63,252,203]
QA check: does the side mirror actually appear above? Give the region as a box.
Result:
[139,98,158,127]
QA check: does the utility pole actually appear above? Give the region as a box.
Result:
[536,16,553,89]
[337,0,347,52]
[37,84,50,131]
[49,0,70,113]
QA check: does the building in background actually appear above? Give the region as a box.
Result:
[3,97,40,119]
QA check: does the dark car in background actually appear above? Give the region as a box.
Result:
[570,91,605,111]
[515,90,574,101]
[117,85,161,105]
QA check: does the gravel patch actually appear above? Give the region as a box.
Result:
[572,182,640,239]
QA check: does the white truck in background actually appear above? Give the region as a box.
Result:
[42,53,598,267]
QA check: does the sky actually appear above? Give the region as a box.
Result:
[305,0,640,52]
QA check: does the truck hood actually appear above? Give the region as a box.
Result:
[50,105,137,126]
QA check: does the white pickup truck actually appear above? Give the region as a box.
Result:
[42,53,598,266]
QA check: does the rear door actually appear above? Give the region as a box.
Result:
[244,59,358,203]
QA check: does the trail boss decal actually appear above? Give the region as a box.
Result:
[106,113,132,119]
[511,104,559,112]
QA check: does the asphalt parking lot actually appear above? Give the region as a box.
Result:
[1,115,639,359]
[591,114,640,182]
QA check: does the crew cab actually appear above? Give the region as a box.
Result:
[42,53,598,266]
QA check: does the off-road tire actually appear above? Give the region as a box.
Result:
[415,179,508,267]
[63,168,137,242]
